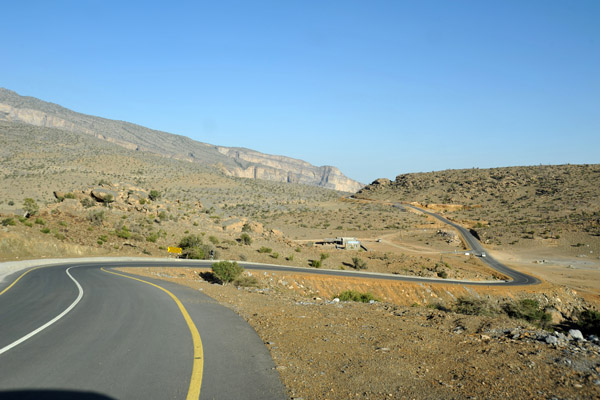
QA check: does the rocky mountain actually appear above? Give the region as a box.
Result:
[0,88,363,192]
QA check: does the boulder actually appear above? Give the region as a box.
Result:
[568,329,584,341]
[91,188,117,203]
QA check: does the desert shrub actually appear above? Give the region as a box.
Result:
[208,235,220,244]
[54,233,66,240]
[336,290,378,303]
[351,257,367,270]
[23,198,39,216]
[88,210,105,225]
[233,275,259,288]
[427,302,450,312]
[146,232,160,242]
[271,252,279,259]
[240,233,252,245]
[149,190,161,201]
[455,297,498,316]
[40,227,51,234]
[241,223,252,232]
[35,218,45,225]
[286,255,294,261]
[115,226,131,239]
[212,261,244,283]
[64,193,75,199]
[1,218,16,226]
[320,253,329,261]
[139,198,147,205]
[179,234,203,249]
[502,299,550,326]
[310,259,322,268]
[8,200,14,206]
[258,246,272,253]
[98,235,108,243]
[437,271,448,279]
[157,211,167,220]
[80,198,95,208]
[577,309,600,335]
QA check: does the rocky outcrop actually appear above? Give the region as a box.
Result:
[0,88,363,192]
[216,147,363,192]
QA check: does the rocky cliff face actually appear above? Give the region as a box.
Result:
[0,88,363,192]
[216,147,363,192]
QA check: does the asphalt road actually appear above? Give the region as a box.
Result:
[0,262,286,400]
[404,204,540,285]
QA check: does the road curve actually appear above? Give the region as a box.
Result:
[0,261,287,400]
[403,204,541,285]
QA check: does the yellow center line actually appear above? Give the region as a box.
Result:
[0,266,42,296]
[101,267,204,400]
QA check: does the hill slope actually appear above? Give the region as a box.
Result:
[355,164,600,248]
[0,88,363,192]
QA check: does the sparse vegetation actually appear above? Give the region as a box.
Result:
[335,290,378,303]
[211,261,244,283]
[23,198,39,216]
[351,257,367,270]
[454,297,498,317]
[240,233,252,245]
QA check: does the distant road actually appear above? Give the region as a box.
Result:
[403,204,540,286]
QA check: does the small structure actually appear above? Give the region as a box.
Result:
[315,237,362,250]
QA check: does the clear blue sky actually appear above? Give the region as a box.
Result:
[2,1,598,183]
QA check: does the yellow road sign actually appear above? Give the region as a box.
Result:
[168,246,182,254]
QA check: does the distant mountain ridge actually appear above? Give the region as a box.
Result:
[0,88,363,192]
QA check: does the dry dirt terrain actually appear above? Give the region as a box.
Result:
[121,266,600,400]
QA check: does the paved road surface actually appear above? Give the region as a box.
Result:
[404,204,540,286]
[0,262,286,400]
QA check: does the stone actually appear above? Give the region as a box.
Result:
[545,335,559,345]
[91,188,117,203]
[568,329,584,341]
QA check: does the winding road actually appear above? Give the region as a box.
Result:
[0,206,540,398]
[0,261,286,400]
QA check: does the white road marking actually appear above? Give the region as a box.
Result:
[0,266,84,356]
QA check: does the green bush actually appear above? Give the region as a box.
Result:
[502,299,552,328]
[208,235,220,244]
[233,275,259,288]
[271,252,279,259]
[577,309,600,335]
[258,246,272,253]
[240,233,252,245]
[34,218,45,225]
[454,297,498,316]
[336,290,378,303]
[23,198,39,216]
[149,190,161,201]
[115,226,131,239]
[80,198,95,208]
[88,210,105,225]
[179,234,203,249]
[310,259,322,268]
[212,261,244,283]
[146,232,160,242]
[1,218,16,226]
[40,227,51,234]
[351,257,367,270]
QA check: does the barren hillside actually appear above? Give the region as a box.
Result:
[0,88,363,192]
